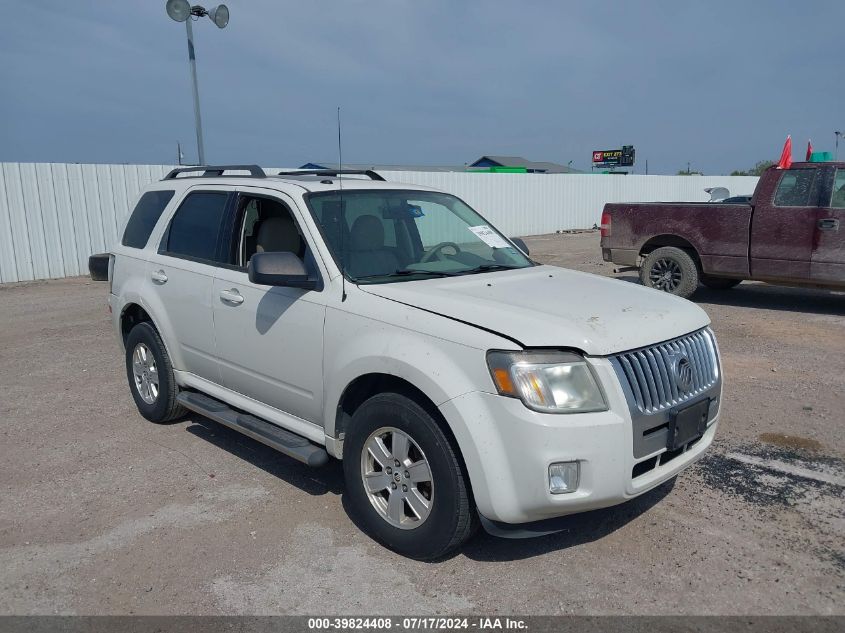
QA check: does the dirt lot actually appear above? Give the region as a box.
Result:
[1,232,843,615]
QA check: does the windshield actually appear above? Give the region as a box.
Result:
[306,190,532,283]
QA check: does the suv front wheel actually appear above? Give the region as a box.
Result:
[343,393,477,559]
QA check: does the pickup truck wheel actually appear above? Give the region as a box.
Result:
[640,247,699,298]
[701,276,742,290]
[343,393,476,560]
[125,322,186,424]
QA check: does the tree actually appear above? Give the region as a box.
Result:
[731,160,774,176]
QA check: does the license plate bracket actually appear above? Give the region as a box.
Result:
[668,398,709,450]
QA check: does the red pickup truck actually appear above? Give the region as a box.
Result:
[600,162,845,298]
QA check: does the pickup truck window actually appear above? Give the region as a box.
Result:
[121,190,175,248]
[774,169,816,207]
[306,190,532,283]
[831,169,845,208]
[164,192,229,263]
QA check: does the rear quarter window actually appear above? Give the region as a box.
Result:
[122,190,176,248]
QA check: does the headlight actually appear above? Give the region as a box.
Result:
[487,350,607,414]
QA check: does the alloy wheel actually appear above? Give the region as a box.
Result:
[360,427,434,529]
[649,258,683,292]
[132,342,159,405]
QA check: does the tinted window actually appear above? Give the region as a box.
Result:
[831,169,845,209]
[165,192,229,262]
[774,169,816,207]
[122,190,175,248]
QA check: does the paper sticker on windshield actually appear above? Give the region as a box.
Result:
[468,225,510,249]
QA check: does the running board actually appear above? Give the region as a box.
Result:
[176,391,330,467]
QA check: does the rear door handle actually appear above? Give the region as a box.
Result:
[219,288,244,305]
[818,218,840,231]
[150,269,168,284]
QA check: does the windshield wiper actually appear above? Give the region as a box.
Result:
[456,264,522,275]
[354,269,461,282]
[355,264,522,282]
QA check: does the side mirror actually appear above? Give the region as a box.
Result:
[510,237,530,256]
[248,251,316,289]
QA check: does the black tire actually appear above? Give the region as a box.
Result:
[701,275,742,290]
[125,322,186,424]
[342,392,477,560]
[640,246,699,298]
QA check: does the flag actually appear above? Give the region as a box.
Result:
[806,139,813,161]
[777,135,792,169]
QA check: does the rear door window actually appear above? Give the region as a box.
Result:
[830,169,845,208]
[122,190,175,248]
[774,169,817,207]
[163,192,230,263]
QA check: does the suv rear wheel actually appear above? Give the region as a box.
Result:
[343,393,477,560]
[640,246,699,298]
[125,322,186,423]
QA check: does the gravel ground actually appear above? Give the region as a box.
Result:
[1,231,843,615]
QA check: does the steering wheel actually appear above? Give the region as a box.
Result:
[421,241,462,263]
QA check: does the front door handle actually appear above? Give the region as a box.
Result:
[818,218,840,231]
[219,288,244,305]
[150,269,168,284]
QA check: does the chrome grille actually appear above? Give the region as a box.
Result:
[613,328,719,414]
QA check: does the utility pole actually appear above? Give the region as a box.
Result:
[166,1,229,166]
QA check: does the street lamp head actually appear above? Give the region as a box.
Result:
[165,0,191,22]
[209,5,229,28]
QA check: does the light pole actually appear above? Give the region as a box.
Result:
[836,131,842,161]
[166,0,229,166]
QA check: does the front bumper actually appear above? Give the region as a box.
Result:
[438,358,719,525]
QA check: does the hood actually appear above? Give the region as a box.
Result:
[359,265,710,356]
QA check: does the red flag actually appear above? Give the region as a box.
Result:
[777,135,792,169]
[806,139,813,161]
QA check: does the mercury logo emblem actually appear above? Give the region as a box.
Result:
[675,356,693,391]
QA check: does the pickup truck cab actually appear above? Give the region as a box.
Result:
[93,165,723,559]
[600,162,845,298]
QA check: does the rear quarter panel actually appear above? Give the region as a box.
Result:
[602,203,753,276]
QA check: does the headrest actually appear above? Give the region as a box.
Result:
[256,215,301,254]
[349,215,385,250]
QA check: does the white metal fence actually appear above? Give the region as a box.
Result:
[0,162,759,283]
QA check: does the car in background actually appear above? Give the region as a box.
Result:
[600,162,845,298]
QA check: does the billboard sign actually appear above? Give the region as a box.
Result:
[592,145,635,167]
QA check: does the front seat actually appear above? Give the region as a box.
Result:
[255,215,303,256]
[348,215,400,277]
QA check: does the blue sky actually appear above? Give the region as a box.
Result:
[1,0,843,174]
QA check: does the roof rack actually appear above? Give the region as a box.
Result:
[276,169,385,181]
[163,164,266,180]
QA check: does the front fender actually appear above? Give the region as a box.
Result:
[321,305,511,441]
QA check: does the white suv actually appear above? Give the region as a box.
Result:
[91,165,722,559]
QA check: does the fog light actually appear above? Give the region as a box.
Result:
[549,461,579,494]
